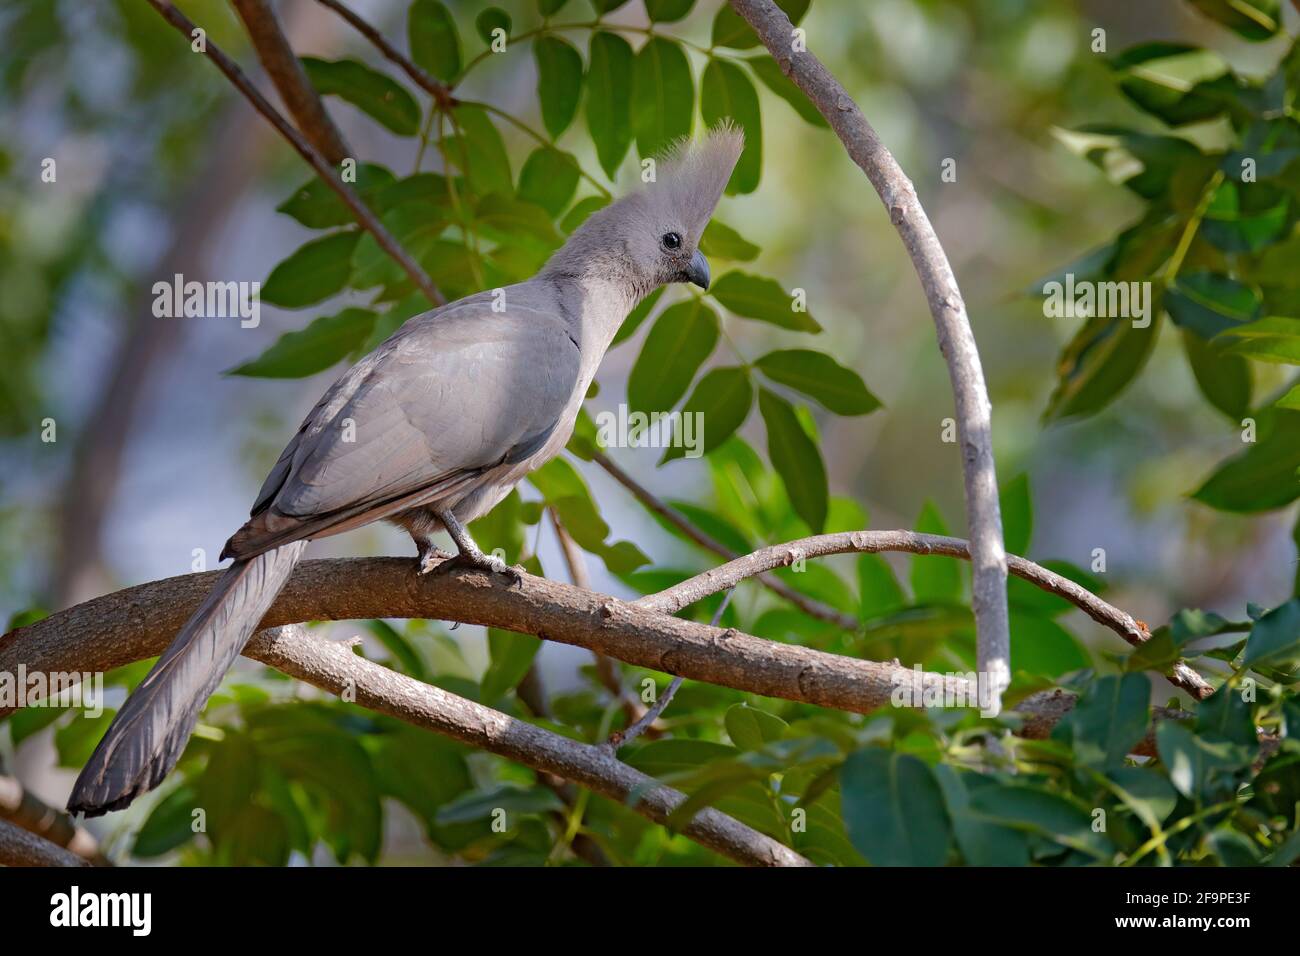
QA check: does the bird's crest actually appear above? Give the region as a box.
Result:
[646,121,745,240]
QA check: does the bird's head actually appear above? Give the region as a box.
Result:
[546,123,744,296]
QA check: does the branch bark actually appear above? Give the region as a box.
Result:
[0,772,108,866]
[634,530,1212,700]
[145,0,445,305]
[590,449,858,630]
[728,0,1011,709]
[0,818,90,868]
[230,0,351,164]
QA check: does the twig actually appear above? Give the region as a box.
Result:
[633,529,1212,700]
[231,0,351,163]
[145,0,446,305]
[589,449,859,631]
[610,590,736,749]
[0,772,109,866]
[728,0,1011,710]
[0,818,90,867]
[314,0,456,108]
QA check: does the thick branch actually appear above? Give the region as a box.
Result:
[145,0,445,305]
[728,0,1011,708]
[230,0,351,164]
[590,450,858,630]
[0,818,90,868]
[634,530,1212,701]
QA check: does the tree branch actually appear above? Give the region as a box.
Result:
[230,0,351,164]
[314,0,455,108]
[728,0,1012,709]
[0,818,90,868]
[0,771,108,866]
[244,625,813,867]
[144,0,446,305]
[589,449,859,630]
[633,530,1213,701]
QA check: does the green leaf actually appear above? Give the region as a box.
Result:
[1182,330,1252,420]
[1053,126,1210,200]
[968,784,1112,860]
[590,0,631,11]
[632,37,693,158]
[858,553,905,621]
[364,619,427,680]
[560,195,609,233]
[724,704,788,750]
[1221,316,1300,364]
[534,36,583,138]
[627,298,719,415]
[481,629,542,701]
[517,147,580,216]
[662,365,753,462]
[700,219,760,261]
[586,32,634,179]
[1051,673,1150,769]
[755,349,880,415]
[261,231,360,308]
[841,748,951,867]
[528,458,651,574]
[710,271,821,332]
[934,766,1029,866]
[612,286,663,346]
[408,0,461,83]
[1165,272,1259,338]
[1044,315,1161,421]
[1156,720,1251,800]
[475,8,511,46]
[1193,408,1300,512]
[449,105,513,196]
[700,59,762,194]
[746,55,828,128]
[1196,682,1257,748]
[910,501,960,603]
[1242,598,1300,668]
[645,0,694,22]
[435,783,563,825]
[1201,180,1291,253]
[133,785,200,858]
[712,0,809,50]
[228,308,376,378]
[1011,614,1089,678]
[276,163,396,229]
[1186,0,1281,41]
[759,387,828,532]
[1110,44,1234,127]
[300,57,420,136]
[999,474,1033,556]
[350,203,445,290]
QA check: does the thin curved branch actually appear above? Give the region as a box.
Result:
[314,0,455,107]
[589,449,859,630]
[634,529,1212,700]
[145,0,445,305]
[0,818,90,868]
[728,0,1011,709]
[231,0,351,163]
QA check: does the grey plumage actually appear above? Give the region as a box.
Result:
[68,124,743,817]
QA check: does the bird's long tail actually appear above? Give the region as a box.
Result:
[67,540,308,817]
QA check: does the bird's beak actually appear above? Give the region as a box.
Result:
[683,249,710,290]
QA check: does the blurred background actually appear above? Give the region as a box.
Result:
[2,0,1296,862]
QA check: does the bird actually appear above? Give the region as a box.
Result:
[67,124,744,817]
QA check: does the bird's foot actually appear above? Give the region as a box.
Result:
[432,548,524,587]
[416,544,454,575]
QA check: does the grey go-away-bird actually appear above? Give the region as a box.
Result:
[67,125,744,817]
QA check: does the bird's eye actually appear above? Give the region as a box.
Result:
[661,232,682,251]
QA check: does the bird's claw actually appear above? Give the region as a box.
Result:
[430,549,524,586]
[416,546,453,575]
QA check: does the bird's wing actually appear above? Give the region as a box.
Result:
[225,288,581,557]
